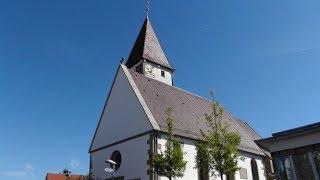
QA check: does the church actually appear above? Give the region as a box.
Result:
[89,16,269,180]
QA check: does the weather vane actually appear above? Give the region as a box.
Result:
[146,0,150,17]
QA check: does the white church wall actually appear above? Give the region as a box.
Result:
[157,135,266,180]
[143,62,172,85]
[157,137,199,180]
[236,152,266,180]
[91,134,150,180]
[152,66,172,85]
[90,66,154,151]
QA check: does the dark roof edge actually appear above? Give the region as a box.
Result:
[241,119,262,139]
[272,121,320,138]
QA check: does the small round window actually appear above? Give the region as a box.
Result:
[110,150,121,171]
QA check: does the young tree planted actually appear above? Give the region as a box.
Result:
[151,107,187,180]
[195,95,241,180]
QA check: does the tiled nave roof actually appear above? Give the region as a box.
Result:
[129,69,265,155]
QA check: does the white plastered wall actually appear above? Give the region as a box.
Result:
[152,67,172,85]
[157,135,266,180]
[236,152,267,180]
[143,62,172,85]
[91,134,150,180]
[90,66,153,151]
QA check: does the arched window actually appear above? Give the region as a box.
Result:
[251,158,259,180]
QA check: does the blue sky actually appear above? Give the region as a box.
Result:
[1,0,320,179]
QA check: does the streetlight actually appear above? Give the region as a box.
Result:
[105,159,116,180]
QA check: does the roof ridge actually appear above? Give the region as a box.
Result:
[236,118,262,139]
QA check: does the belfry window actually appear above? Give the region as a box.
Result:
[161,70,165,77]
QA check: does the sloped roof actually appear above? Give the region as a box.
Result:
[46,173,85,180]
[129,69,265,155]
[126,17,173,70]
[272,121,320,138]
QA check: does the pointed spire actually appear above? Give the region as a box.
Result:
[126,17,173,70]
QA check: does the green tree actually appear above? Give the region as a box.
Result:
[151,107,187,180]
[195,96,241,180]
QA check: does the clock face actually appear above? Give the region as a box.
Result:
[144,64,155,77]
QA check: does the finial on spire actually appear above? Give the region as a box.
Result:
[146,0,150,18]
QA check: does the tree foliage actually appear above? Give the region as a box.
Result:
[151,107,187,180]
[195,97,241,180]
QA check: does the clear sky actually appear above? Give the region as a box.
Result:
[1,0,320,179]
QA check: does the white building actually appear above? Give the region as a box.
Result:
[89,16,269,180]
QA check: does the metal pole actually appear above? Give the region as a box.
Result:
[111,164,115,180]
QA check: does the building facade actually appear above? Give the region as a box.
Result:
[89,16,269,180]
[256,122,320,180]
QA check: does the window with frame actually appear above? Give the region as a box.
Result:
[161,70,165,77]
[275,156,293,180]
[239,168,248,179]
[251,158,259,180]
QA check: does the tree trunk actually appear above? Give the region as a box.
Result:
[169,177,172,180]
[220,174,223,180]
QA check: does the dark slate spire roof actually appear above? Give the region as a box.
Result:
[126,17,173,70]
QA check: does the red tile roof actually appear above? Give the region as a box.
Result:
[46,173,85,180]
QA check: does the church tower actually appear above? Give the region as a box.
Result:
[125,16,174,85]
